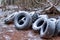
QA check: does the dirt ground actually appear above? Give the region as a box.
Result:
[0,8,60,40]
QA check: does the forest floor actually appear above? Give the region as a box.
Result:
[0,5,60,40]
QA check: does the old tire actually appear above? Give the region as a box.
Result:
[55,19,60,36]
[4,12,18,24]
[32,18,47,30]
[14,11,32,30]
[38,15,48,19]
[40,18,56,38]
[30,13,38,23]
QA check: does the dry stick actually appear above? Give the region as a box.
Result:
[37,0,54,15]
[55,0,60,6]
[27,0,30,9]
[33,0,38,8]
[32,0,36,8]
[29,0,31,8]
[34,0,41,4]
[34,0,42,8]
[34,0,49,10]
[25,0,29,10]
[28,0,31,9]
[27,0,32,11]
[16,0,22,11]
[46,0,60,15]
[44,0,54,15]
[47,0,53,6]
[25,0,28,8]
[15,1,19,11]
[30,0,34,8]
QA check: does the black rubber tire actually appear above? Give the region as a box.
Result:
[38,15,48,19]
[55,19,60,36]
[14,11,32,30]
[40,18,56,38]
[4,12,18,24]
[32,18,47,30]
[30,13,38,23]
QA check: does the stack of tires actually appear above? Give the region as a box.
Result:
[4,11,60,38]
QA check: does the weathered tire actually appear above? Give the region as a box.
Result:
[32,18,47,30]
[38,15,48,19]
[40,18,56,38]
[4,12,18,24]
[55,19,60,36]
[14,11,32,29]
[29,12,39,23]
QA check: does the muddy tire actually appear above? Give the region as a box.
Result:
[38,15,48,19]
[55,19,60,36]
[4,12,18,24]
[14,11,32,30]
[30,13,38,23]
[32,18,47,30]
[40,18,56,38]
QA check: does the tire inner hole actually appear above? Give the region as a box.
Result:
[50,19,54,21]
[37,20,44,27]
[19,20,24,25]
[43,22,47,32]
[18,15,26,25]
